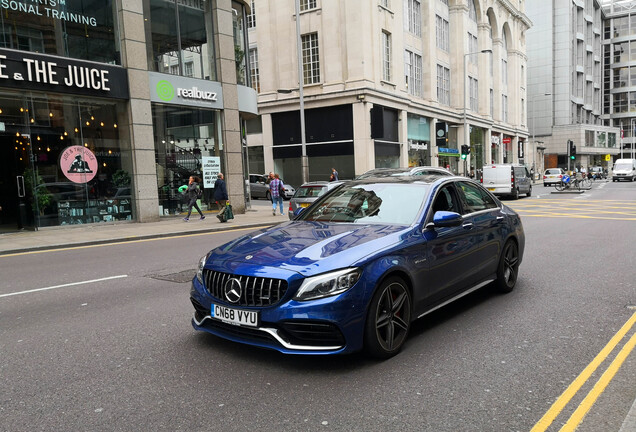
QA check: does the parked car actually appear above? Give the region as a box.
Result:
[589,166,606,179]
[248,174,296,200]
[481,164,532,199]
[356,166,453,179]
[190,176,525,358]
[543,168,565,187]
[287,181,343,220]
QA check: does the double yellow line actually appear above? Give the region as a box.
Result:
[531,311,636,431]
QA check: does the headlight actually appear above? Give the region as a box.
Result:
[294,268,361,301]
[196,254,208,284]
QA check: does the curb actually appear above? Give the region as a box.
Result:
[619,397,636,432]
[0,222,274,256]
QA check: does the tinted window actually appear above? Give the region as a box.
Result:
[456,182,498,214]
[431,185,460,214]
[545,169,561,175]
[299,183,429,225]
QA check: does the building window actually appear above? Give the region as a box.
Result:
[184,61,194,77]
[380,0,390,8]
[436,15,449,52]
[302,33,320,84]
[490,89,494,117]
[437,65,450,106]
[249,48,260,93]
[468,32,478,63]
[247,0,256,28]
[405,0,421,37]
[169,64,179,75]
[300,0,317,11]
[502,95,508,123]
[502,59,508,85]
[469,77,478,111]
[438,0,448,4]
[521,98,525,125]
[382,31,392,82]
[405,50,422,97]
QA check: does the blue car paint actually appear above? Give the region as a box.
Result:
[191,177,525,355]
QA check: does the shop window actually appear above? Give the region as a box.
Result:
[0,0,119,64]
[145,0,216,81]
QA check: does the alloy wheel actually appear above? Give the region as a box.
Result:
[373,282,411,353]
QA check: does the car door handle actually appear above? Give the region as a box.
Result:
[462,222,474,229]
[496,216,504,221]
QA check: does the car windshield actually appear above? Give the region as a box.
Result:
[295,185,328,198]
[297,183,429,225]
[615,163,632,170]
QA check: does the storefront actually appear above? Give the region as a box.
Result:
[469,126,485,176]
[0,56,129,232]
[407,114,430,167]
[503,135,513,163]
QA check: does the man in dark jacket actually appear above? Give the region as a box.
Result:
[214,173,229,222]
[183,176,204,221]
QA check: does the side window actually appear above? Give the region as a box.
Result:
[456,181,498,214]
[431,184,460,215]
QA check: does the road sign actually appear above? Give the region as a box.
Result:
[605,154,611,161]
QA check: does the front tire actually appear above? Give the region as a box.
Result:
[526,186,532,197]
[494,240,519,293]
[364,277,412,359]
[265,191,271,201]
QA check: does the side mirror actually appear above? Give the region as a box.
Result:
[425,211,463,230]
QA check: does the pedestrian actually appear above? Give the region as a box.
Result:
[183,176,204,221]
[331,167,339,181]
[266,172,274,184]
[269,173,284,215]
[214,173,229,222]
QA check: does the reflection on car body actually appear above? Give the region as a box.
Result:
[248,173,296,200]
[190,175,525,359]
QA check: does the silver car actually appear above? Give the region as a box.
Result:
[288,181,343,220]
[249,174,296,200]
[543,168,565,187]
[356,166,454,179]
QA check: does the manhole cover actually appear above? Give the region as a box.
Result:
[147,269,196,284]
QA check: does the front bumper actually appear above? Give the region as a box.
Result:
[190,276,369,355]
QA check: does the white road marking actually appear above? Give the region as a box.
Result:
[0,275,128,299]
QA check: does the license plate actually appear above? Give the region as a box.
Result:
[210,303,258,327]
[488,188,495,191]
[300,203,310,208]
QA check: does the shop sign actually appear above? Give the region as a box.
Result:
[1,0,99,27]
[438,147,460,157]
[149,72,224,109]
[502,137,512,144]
[0,48,129,99]
[409,140,427,151]
[202,156,221,188]
[60,146,98,184]
[491,135,500,144]
[518,141,524,159]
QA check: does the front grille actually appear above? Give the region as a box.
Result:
[203,270,288,306]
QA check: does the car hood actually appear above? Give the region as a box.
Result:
[209,221,410,276]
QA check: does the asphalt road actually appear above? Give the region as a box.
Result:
[1,181,635,431]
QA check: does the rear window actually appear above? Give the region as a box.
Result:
[545,169,561,174]
[295,185,327,198]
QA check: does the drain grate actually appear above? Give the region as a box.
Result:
[147,269,196,284]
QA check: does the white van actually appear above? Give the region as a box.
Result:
[612,159,636,182]
[481,164,532,199]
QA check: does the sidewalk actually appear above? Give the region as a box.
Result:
[0,205,281,255]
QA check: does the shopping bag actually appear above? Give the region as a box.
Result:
[225,204,234,220]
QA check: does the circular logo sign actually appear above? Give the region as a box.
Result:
[156,80,175,102]
[59,146,98,183]
[224,278,242,304]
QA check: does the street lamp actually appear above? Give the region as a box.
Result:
[463,49,492,176]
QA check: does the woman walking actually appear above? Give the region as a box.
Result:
[183,176,205,221]
[269,173,284,215]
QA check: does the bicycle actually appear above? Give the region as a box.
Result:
[554,174,581,191]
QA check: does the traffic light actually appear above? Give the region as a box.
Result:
[461,144,469,160]
[569,140,576,160]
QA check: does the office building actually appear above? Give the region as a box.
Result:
[0,0,257,233]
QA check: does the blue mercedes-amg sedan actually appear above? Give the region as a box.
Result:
[190,175,525,358]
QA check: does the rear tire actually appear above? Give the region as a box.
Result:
[265,191,271,201]
[511,188,519,200]
[364,277,412,359]
[494,240,519,293]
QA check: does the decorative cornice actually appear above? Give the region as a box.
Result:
[497,0,533,29]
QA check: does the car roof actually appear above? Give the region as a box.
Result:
[357,166,453,179]
[347,174,462,186]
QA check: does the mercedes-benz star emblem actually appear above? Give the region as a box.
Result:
[224,278,242,303]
